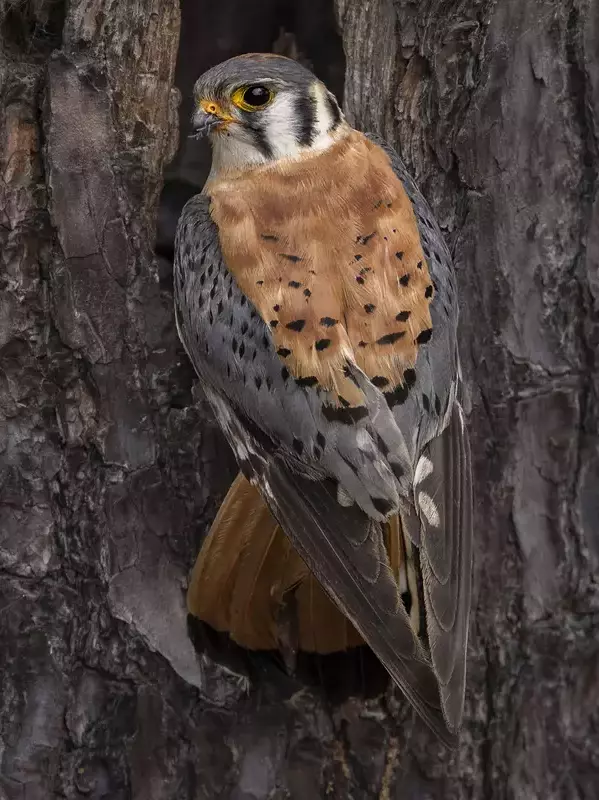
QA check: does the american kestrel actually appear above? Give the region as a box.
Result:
[174,54,472,746]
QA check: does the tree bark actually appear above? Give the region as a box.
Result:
[338,0,599,796]
[1,0,598,798]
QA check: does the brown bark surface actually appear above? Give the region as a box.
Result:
[1,0,598,798]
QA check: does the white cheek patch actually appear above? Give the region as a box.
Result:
[310,83,338,151]
[264,94,304,159]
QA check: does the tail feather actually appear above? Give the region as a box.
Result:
[188,473,411,658]
[187,473,281,650]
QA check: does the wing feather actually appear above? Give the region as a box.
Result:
[368,134,473,730]
[201,391,455,746]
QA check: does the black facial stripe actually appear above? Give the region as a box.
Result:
[325,92,342,132]
[247,121,273,159]
[295,91,317,147]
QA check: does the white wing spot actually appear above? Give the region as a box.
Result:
[418,491,440,527]
[355,428,370,449]
[414,456,434,485]
[337,484,354,507]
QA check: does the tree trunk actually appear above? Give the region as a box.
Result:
[1,0,597,798]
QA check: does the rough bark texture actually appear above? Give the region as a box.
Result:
[337,1,599,796]
[1,0,598,798]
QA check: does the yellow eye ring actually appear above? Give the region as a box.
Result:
[231,84,274,112]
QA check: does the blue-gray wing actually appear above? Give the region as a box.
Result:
[367,133,473,729]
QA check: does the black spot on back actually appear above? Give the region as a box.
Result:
[404,369,417,387]
[320,317,338,327]
[391,462,404,480]
[364,304,376,314]
[286,319,305,332]
[416,328,433,345]
[399,274,410,287]
[357,232,376,245]
[296,376,319,388]
[371,376,389,388]
[376,331,406,345]
[315,338,331,351]
[322,404,369,424]
[371,497,394,515]
[396,311,410,322]
[384,384,409,408]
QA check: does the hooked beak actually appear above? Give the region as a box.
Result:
[191,99,235,139]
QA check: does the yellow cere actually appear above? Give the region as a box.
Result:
[199,98,235,122]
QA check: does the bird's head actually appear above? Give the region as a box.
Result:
[191,53,347,179]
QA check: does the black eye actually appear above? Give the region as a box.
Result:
[242,85,271,108]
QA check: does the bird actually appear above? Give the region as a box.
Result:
[174,53,472,747]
